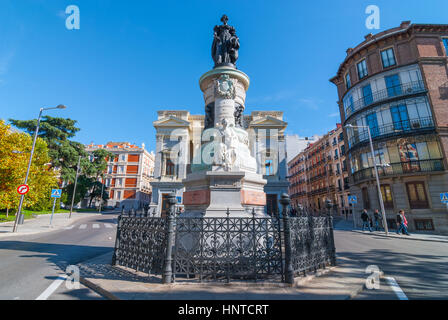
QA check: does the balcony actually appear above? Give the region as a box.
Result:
[352,159,445,183]
[345,80,426,119]
[348,117,435,150]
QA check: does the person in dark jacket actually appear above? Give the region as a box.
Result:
[361,209,373,232]
[373,209,382,231]
[396,210,410,235]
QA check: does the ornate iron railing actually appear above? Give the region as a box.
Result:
[352,158,445,183]
[112,199,336,284]
[347,116,435,150]
[345,80,426,119]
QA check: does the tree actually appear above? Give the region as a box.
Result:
[0,120,59,212]
[9,116,86,183]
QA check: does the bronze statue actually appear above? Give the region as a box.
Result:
[212,15,240,68]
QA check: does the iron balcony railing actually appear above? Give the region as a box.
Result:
[345,80,426,119]
[348,117,435,150]
[352,158,445,183]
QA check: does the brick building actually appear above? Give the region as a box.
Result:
[288,124,350,215]
[85,142,155,210]
[330,22,448,234]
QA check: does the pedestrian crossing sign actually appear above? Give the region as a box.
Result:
[348,195,357,204]
[51,189,62,198]
[440,193,448,203]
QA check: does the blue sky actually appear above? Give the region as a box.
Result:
[1,0,447,152]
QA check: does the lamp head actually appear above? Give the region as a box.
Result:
[57,104,67,109]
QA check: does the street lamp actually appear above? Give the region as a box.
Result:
[69,155,82,219]
[345,124,389,235]
[12,105,67,232]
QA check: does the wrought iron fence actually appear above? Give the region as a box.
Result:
[112,194,336,284]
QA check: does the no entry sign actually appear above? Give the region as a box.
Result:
[17,184,30,195]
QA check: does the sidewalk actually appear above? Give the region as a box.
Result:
[77,252,369,300]
[0,212,100,238]
[333,218,448,243]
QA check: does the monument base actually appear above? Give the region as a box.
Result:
[182,168,267,217]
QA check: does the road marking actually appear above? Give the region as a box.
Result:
[64,225,75,230]
[92,224,100,229]
[104,223,114,228]
[385,276,408,300]
[35,274,68,300]
[79,224,87,229]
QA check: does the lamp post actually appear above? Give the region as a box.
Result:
[69,155,82,219]
[12,105,66,233]
[345,124,389,235]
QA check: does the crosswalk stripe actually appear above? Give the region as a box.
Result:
[79,224,87,229]
[104,223,114,228]
[92,224,100,229]
[64,225,74,230]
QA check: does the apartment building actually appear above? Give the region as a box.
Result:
[288,124,350,215]
[330,22,448,233]
[85,142,155,210]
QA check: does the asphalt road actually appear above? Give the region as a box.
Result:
[1,213,447,300]
[334,229,448,300]
[0,212,117,300]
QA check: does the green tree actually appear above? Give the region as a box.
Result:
[0,120,59,212]
[9,116,86,183]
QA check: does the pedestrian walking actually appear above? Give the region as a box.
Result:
[396,210,410,235]
[373,209,382,231]
[361,209,373,232]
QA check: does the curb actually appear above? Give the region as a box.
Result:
[351,230,448,244]
[79,276,120,300]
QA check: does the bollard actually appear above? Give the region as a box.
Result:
[279,193,294,285]
[162,193,177,284]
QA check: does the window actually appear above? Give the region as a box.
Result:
[385,74,402,97]
[357,59,368,79]
[362,187,370,209]
[380,185,394,209]
[406,182,429,209]
[391,105,410,131]
[345,72,351,89]
[381,48,396,68]
[443,38,448,55]
[165,158,175,176]
[265,159,274,176]
[116,191,121,200]
[362,84,373,106]
[414,219,434,231]
[366,113,379,137]
[120,154,126,162]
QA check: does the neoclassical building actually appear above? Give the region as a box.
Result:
[150,110,288,216]
[330,21,448,234]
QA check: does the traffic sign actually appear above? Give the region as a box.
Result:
[17,184,30,195]
[348,195,357,204]
[51,189,62,198]
[440,193,448,203]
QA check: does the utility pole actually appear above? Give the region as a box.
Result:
[69,155,82,219]
[13,105,66,232]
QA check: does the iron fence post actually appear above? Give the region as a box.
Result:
[328,215,337,266]
[111,214,122,265]
[162,193,177,284]
[280,193,294,285]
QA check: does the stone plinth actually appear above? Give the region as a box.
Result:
[182,169,266,217]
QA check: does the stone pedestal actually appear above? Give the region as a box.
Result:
[182,169,266,217]
[182,66,267,217]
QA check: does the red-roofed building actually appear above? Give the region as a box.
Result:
[85,142,155,210]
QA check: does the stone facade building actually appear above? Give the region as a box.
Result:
[85,142,154,210]
[150,110,288,216]
[288,124,350,215]
[330,22,448,234]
